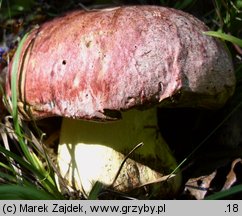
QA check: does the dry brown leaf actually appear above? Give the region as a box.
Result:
[222,158,242,190]
[184,171,217,200]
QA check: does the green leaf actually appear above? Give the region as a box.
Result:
[204,31,242,47]
[205,184,242,200]
[0,145,62,199]
[88,181,104,200]
[0,171,17,183]
[236,0,242,9]
[0,184,57,200]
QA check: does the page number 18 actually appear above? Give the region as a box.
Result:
[226,204,239,213]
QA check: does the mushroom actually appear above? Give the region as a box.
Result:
[6,6,235,198]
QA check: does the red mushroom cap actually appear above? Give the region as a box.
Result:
[6,6,235,120]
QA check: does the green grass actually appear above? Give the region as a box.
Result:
[205,184,242,200]
[205,31,242,47]
[0,0,65,197]
[0,32,65,199]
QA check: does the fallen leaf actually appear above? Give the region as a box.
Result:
[184,171,217,199]
[222,158,242,190]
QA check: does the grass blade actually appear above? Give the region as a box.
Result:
[0,145,62,198]
[10,32,35,164]
[9,32,62,197]
[205,184,242,200]
[204,31,242,47]
[0,184,57,200]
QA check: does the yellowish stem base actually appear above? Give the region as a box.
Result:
[57,107,181,198]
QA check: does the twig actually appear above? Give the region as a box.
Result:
[111,142,144,188]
